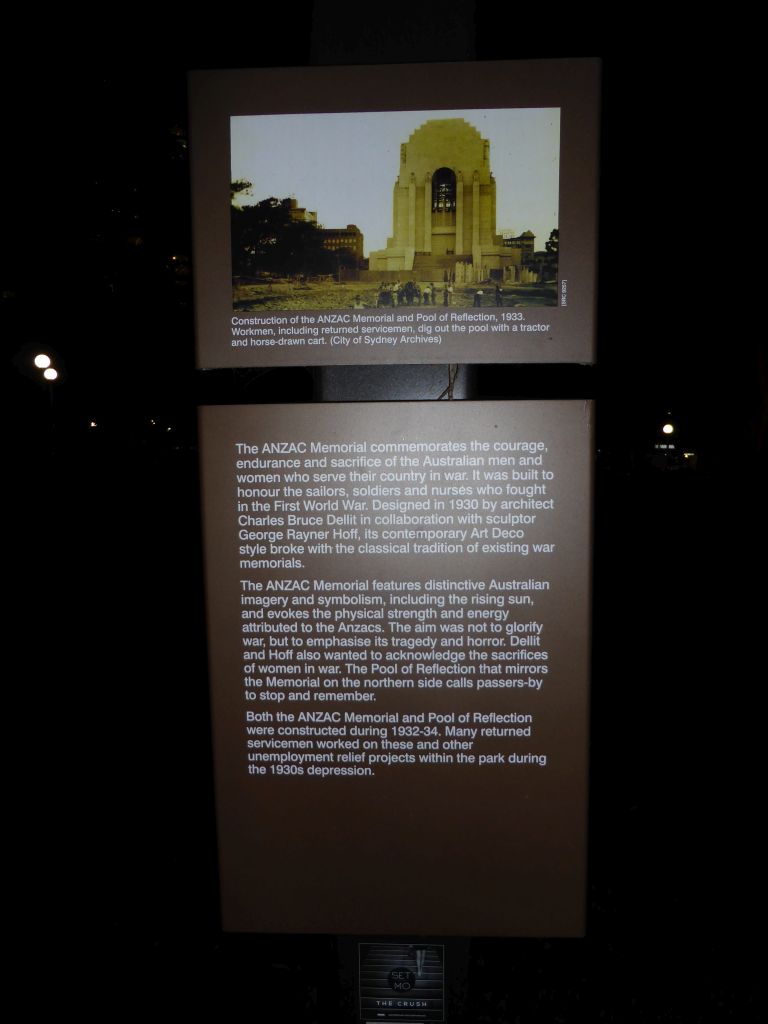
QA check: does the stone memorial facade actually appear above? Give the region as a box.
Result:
[369,118,526,282]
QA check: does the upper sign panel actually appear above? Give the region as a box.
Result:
[190,59,599,368]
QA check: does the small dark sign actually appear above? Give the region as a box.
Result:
[360,944,445,1022]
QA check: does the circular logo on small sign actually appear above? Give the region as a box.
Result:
[388,968,416,992]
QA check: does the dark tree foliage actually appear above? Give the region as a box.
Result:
[231,196,334,278]
[533,227,559,282]
[230,179,253,201]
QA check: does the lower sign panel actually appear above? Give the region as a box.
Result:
[359,943,445,1022]
[200,401,591,935]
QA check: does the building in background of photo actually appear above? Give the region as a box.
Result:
[319,223,364,266]
[285,197,318,224]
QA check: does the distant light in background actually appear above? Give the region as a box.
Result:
[13,344,65,390]
[662,423,675,435]
[89,421,98,428]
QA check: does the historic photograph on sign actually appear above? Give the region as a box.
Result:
[190,60,599,366]
[230,109,560,314]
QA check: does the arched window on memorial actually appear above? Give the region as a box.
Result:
[432,168,456,213]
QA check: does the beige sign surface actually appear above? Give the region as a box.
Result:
[190,60,599,367]
[200,401,592,934]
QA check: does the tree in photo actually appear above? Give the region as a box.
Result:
[542,228,559,282]
[231,194,333,279]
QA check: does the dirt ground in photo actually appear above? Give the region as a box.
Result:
[233,279,557,312]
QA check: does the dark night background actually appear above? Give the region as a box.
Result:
[6,10,763,1020]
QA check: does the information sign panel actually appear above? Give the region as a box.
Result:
[200,401,592,934]
[190,60,599,367]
